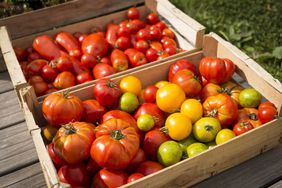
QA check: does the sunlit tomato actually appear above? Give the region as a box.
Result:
[150,26,162,41]
[221,81,243,107]
[115,36,131,51]
[28,75,48,96]
[178,135,196,157]
[162,28,175,39]
[162,37,177,48]
[76,71,93,84]
[54,56,73,72]
[157,140,182,167]
[93,169,128,188]
[164,45,178,55]
[147,13,160,24]
[157,51,169,60]
[91,119,140,169]
[180,99,203,124]
[41,63,59,83]
[102,110,137,126]
[42,124,58,142]
[134,40,150,53]
[33,35,61,61]
[258,101,278,124]
[143,85,158,103]
[82,100,106,123]
[120,75,142,95]
[233,121,254,136]
[239,88,262,108]
[136,160,164,176]
[14,47,28,61]
[126,20,139,34]
[193,117,221,142]
[154,21,168,31]
[134,103,165,128]
[168,59,197,82]
[82,32,108,57]
[127,173,144,183]
[124,48,147,67]
[164,113,192,141]
[132,19,146,31]
[237,108,262,128]
[128,7,140,20]
[27,59,48,76]
[172,69,202,98]
[187,142,208,158]
[42,92,83,126]
[150,41,163,51]
[119,92,139,113]
[47,143,65,168]
[105,23,119,48]
[53,71,76,89]
[86,158,101,174]
[117,26,131,38]
[200,83,221,102]
[156,83,185,113]
[58,163,91,188]
[93,78,121,107]
[78,34,87,43]
[126,148,146,173]
[215,129,236,145]
[99,57,111,65]
[136,29,151,41]
[203,94,238,128]
[80,54,97,69]
[146,48,158,62]
[199,57,235,84]
[110,49,129,72]
[92,63,115,79]
[155,80,169,88]
[53,122,95,164]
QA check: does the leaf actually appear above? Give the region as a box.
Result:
[272,46,282,59]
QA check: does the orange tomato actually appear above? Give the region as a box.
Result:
[119,76,142,95]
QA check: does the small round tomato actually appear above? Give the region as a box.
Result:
[127,173,144,183]
[93,169,128,188]
[110,49,129,72]
[233,121,254,136]
[120,75,142,95]
[193,117,221,142]
[76,71,93,84]
[137,114,155,131]
[126,148,146,173]
[134,40,150,53]
[41,63,59,83]
[119,92,139,113]
[136,29,151,41]
[239,88,262,108]
[150,27,162,41]
[28,51,41,62]
[115,36,131,51]
[154,21,168,31]
[99,57,111,65]
[143,85,158,103]
[124,48,147,67]
[128,7,140,20]
[53,71,76,90]
[155,80,169,88]
[28,75,49,96]
[180,99,203,124]
[162,28,175,39]
[150,41,163,51]
[215,129,236,145]
[136,160,164,176]
[80,54,97,69]
[92,63,115,79]
[258,101,278,124]
[54,56,73,72]
[117,26,131,38]
[156,83,185,113]
[27,59,48,76]
[146,48,158,62]
[168,59,197,82]
[42,124,58,142]
[162,37,177,48]
[157,140,182,167]
[164,45,178,55]
[187,143,208,158]
[147,13,160,24]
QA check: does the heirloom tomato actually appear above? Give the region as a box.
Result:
[237,108,261,128]
[180,99,203,124]
[258,101,278,124]
[110,49,129,72]
[53,71,76,89]
[91,119,140,169]
[136,160,164,176]
[239,88,262,108]
[203,94,238,128]
[168,59,197,82]
[126,148,146,173]
[93,169,128,188]
[127,173,144,183]
[82,32,108,57]
[221,81,243,107]
[27,59,48,76]
[187,143,208,158]
[28,75,48,96]
[102,110,137,126]
[92,63,115,79]
[233,121,254,136]
[81,99,106,123]
[157,140,182,167]
[215,129,236,145]
[42,92,83,126]
[193,117,221,142]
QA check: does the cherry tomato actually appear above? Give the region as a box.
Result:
[164,45,178,55]
[258,101,278,124]
[128,7,140,20]
[157,140,182,166]
[154,21,168,31]
[150,41,163,51]
[146,48,158,62]
[136,29,151,41]
[41,63,59,83]
[115,36,131,51]
[215,129,236,145]
[162,28,175,39]
[134,40,150,53]
[187,143,208,158]
[28,51,41,62]
[127,173,144,183]
[147,13,160,24]
[110,49,129,72]
[162,37,177,48]
[117,26,131,38]
[233,121,254,136]
[143,85,158,103]
[136,160,164,176]
[80,54,97,69]
[53,71,76,89]
[54,56,73,72]
[92,63,115,79]
[27,59,48,76]
[124,48,147,67]
[14,47,28,61]
[150,26,162,41]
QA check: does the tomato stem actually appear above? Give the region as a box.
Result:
[63,124,76,135]
[204,125,214,132]
[208,109,218,117]
[106,81,117,88]
[62,91,70,99]
[110,130,125,140]
[159,127,168,135]
[248,113,258,120]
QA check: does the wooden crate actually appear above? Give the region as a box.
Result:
[0,0,205,104]
[19,33,282,187]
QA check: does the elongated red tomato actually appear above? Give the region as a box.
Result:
[90,118,140,170]
[55,31,81,59]
[125,48,147,67]
[110,49,129,72]
[42,92,83,126]
[53,122,95,164]
[33,35,62,60]
[82,32,109,57]
[105,23,119,48]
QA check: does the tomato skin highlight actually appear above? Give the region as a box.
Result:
[135,160,164,176]
[233,121,254,136]
[258,102,278,124]
[93,169,128,188]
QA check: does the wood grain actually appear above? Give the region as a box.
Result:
[0,71,13,93]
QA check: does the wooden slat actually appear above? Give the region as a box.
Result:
[0,122,39,176]
[269,180,282,188]
[0,71,13,93]
[0,163,45,188]
[0,90,25,129]
[0,0,144,40]
[193,143,282,188]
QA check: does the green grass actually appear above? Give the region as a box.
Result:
[170,0,282,82]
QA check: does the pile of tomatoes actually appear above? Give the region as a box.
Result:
[13,7,181,97]
[42,57,278,187]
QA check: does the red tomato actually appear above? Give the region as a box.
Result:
[110,49,129,72]
[14,47,28,61]
[82,99,106,123]
[200,83,221,102]
[54,56,73,72]
[203,94,238,128]
[86,158,101,174]
[42,92,83,126]
[199,57,235,84]
[134,103,165,128]
[124,48,147,67]
[55,31,81,59]
[27,59,48,76]
[164,45,178,55]
[117,26,131,38]
[78,34,87,43]
[154,21,168,31]
[126,21,139,34]
[76,71,93,84]
[93,169,128,188]
[93,78,122,107]
[147,13,160,24]
[91,118,140,169]
[172,69,202,98]
[82,32,109,57]
[105,23,119,48]
[115,36,131,51]
[127,173,144,183]
[28,51,41,62]
[128,7,140,20]
[162,37,177,48]
[150,41,163,51]
[73,32,84,40]
[258,102,278,124]
[233,121,254,136]
[58,163,91,188]
[136,29,151,41]
[237,108,262,128]
[92,63,115,79]
[150,26,162,41]
[142,129,170,160]
[134,40,150,53]
[102,110,137,126]
[168,59,197,82]
[136,160,164,176]
[28,75,48,96]
[47,143,66,169]
[80,54,97,69]
[99,57,112,65]
[132,19,146,31]
[146,48,158,62]
[53,71,76,89]
[41,63,59,83]
[143,85,158,103]
[162,28,175,39]
[126,148,146,173]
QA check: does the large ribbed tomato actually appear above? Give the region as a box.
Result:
[199,57,235,84]
[53,122,95,164]
[203,94,238,128]
[42,92,83,127]
[90,118,139,170]
[168,59,197,82]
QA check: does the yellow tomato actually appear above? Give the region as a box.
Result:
[155,80,169,88]
[165,113,192,141]
[42,124,58,142]
[156,83,185,113]
[120,76,142,95]
[215,129,236,145]
[180,99,203,123]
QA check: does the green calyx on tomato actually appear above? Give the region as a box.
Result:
[106,81,117,88]
[248,113,258,120]
[62,124,76,135]
[110,130,125,140]
[207,108,218,117]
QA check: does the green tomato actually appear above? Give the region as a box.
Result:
[193,117,221,142]
[186,142,208,158]
[157,140,183,167]
[215,129,236,145]
[119,92,139,113]
[178,135,196,157]
[137,114,155,131]
[239,88,262,108]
